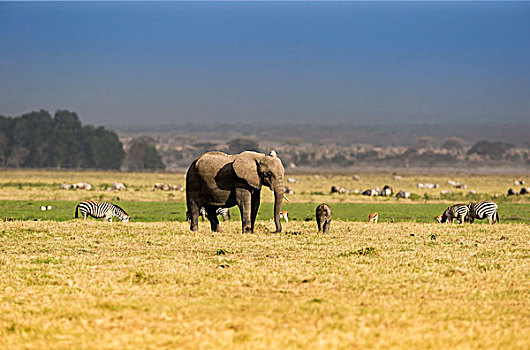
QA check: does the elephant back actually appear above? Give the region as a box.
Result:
[194,152,236,193]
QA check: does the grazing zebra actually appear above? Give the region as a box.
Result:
[436,204,469,224]
[368,212,378,223]
[467,201,499,224]
[198,207,231,222]
[75,200,130,222]
[279,210,289,223]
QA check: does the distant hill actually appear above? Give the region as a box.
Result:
[110,122,529,148]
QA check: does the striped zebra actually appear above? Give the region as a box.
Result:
[198,207,231,222]
[75,200,130,222]
[436,204,469,224]
[467,201,499,224]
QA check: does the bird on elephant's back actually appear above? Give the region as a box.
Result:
[186,150,286,233]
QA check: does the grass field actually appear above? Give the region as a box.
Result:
[1,169,528,203]
[1,221,529,349]
[0,169,529,348]
[2,200,530,224]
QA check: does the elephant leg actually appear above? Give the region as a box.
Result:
[187,201,200,232]
[250,189,261,233]
[236,188,252,233]
[205,206,222,232]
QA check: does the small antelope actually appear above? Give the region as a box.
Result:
[368,212,378,223]
[279,210,289,223]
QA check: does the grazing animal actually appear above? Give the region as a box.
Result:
[507,188,518,196]
[75,200,130,222]
[113,182,126,191]
[284,186,294,195]
[520,187,530,195]
[380,185,392,196]
[396,191,410,199]
[316,203,332,234]
[362,189,378,196]
[436,204,469,224]
[368,212,378,223]
[279,210,289,223]
[467,201,499,224]
[198,207,231,222]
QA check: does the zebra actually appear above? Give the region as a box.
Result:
[436,204,469,224]
[467,201,499,224]
[368,212,378,223]
[75,200,130,222]
[197,207,231,222]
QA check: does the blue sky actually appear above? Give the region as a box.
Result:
[1,1,529,126]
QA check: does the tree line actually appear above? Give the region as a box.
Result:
[0,110,164,170]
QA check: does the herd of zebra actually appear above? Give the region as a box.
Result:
[74,199,500,227]
[436,201,499,225]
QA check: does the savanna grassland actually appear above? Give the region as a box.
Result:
[0,169,529,349]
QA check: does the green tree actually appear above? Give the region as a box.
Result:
[127,137,165,171]
[467,140,514,161]
[0,109,125,169]
[85,126,126,169]
[227,138,260,154]
[50,110,84,168]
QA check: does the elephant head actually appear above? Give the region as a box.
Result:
[232,151,285,232]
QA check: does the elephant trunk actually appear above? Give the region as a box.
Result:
[273,182,284,233]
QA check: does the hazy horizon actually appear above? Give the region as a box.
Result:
[1,2,530,127]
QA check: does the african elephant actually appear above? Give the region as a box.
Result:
[186,151,285,233]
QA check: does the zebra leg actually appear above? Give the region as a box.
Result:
[205,207,222,232]
[487,215,493,225]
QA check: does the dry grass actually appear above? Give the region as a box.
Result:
[1,220,529,349]
[1,169,528,203]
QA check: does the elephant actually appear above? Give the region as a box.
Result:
[186,151,285,233]
[316,203,332,234]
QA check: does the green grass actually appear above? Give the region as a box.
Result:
[2,200,529,224]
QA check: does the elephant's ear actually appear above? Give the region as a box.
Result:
[233,151,263,189]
